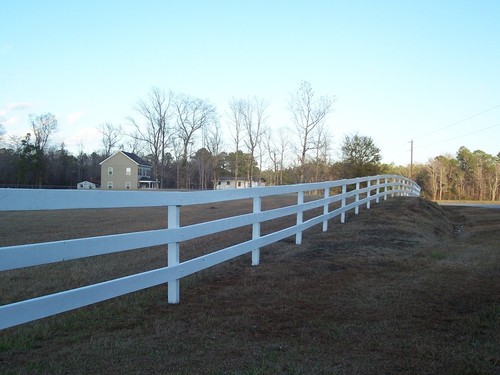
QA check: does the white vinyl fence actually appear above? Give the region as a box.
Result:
[0,175,420,330]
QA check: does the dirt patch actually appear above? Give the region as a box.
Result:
[0,196,499,374]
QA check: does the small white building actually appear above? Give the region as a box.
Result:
[216,177,266,190]
[77,181,98,190]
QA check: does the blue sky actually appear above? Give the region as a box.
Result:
[1,0,499,166]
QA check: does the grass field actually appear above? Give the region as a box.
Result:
[0,196,499,374]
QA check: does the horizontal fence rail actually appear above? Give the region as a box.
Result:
[0,175,420,329]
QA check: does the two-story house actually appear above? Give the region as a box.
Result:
[100,151,159,190]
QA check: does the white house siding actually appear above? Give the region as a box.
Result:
[77,181,97,190]
[216,179,264,190]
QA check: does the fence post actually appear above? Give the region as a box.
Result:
[414,181,420,197]
[376,178,380,203]
[366,179,371,209]
[340,182,347,223]
[252,196,261,266]
[355,181,360,215]
[384,177,388,200]
[296,191,304,245]
[168,205,181,304]
[322,187,329,232]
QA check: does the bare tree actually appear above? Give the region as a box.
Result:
[257,124,267,185]
[425,158,440,200]
[264,126,289,185]
[192,118,220,190]
[7,134,23,150]
[98,122,122,157]
[172,137,184,188]
[277,127,289,185]
[242,97,268,186]
[29,113,58,152]
[313,123,331,182]
[264,128,279,185]
[228,98,246,182]
[21,113,58,186]
[473,150,488,201]
[489,162,500,201]
[0,124,5,145]
[124,131,142,155]
[424,155,452,200]
[205,119,224,189]
[128,87,174,187]
[289,81,334,183]
[436,156,448,201]
[174,94,216,189]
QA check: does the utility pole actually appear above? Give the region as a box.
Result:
[410,140,414,179]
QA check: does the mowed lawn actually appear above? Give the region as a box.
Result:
[0,197,499,374]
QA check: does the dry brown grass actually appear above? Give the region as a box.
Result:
[0,196,499,374]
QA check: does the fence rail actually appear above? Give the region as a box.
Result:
[0,174,420,330]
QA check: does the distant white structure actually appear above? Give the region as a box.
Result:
[216,177,266,190]
[77,181,98,190]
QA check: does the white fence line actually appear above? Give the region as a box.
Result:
[0,174,420,329]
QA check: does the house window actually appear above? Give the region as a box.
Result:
[107,182,113,189]
[126,167,131,176]
[125,182,131,189]
[108,167,113,175]
[238,181,242,187]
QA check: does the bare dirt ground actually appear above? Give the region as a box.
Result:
[0,196,498,374]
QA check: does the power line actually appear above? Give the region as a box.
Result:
[420,122,500,148]
[415,103,500,140]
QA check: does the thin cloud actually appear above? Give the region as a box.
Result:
[0,102,38,135]
[0,102,37,118]
[4,102,36,112]
[66,111,85,124]
[62,127,100,153]
[2,116,21,126]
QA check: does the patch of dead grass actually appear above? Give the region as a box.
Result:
[0,197,499,374]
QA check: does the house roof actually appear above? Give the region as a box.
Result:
[218,177,264,182]
[218,177,247,181]
[122,151,151,166]
[100,151,151,167]
[139,176,158,182]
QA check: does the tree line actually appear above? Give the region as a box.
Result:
[0,82,498,200]
[409,147,500,201]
